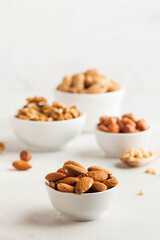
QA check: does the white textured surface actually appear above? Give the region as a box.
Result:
[0,0,160,238]
[0,92,160,240]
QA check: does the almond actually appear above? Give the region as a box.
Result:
[87,166,112,175]
[103,178,118,189]
[57,183,75,193]
[64,164,87,177]
[77,174,86,179]
[49,182,56,189]
[12,160,32,170]
[88,171,108,182]
[57,177,79,185]
[45,172,66,181]
[63,161,86,170]
[57,167,64,173]
[90,181,107,192]
[75,177,94,194]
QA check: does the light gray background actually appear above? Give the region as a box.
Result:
[0,0,160,92]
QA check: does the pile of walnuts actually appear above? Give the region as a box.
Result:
[57,69,121,94]
[45,161,118,194]
[15,97,82,121]
[98,113,149,133]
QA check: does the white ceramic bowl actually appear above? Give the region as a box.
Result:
[95,127,151,157]
[10,112,86,151]
[54,88,125,132]
[45,182,119,221]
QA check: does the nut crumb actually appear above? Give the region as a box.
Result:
[145,168,156,175]
[151,169,157,175]
[145,168,152,174]
[139,190,144,196]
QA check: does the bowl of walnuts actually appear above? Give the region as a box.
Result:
[10,97,85,151]
[54,69,125,132]
[95,113,151,157]
[45,161,119,221]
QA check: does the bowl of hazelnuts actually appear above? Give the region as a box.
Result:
[95,113,151,157]
[54,69,125,132]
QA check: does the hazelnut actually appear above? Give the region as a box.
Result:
[20,150,32,162]
[0,142,5,152]
[121,117,136,128]
[108,123,120,133]
[121,123,136,133]
[136,119,149,131]
[109,117,119,124]
[98,124,109,132]
[122,113,136,122]
[99,116,110,126]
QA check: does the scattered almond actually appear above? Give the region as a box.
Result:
[12,160,32,170]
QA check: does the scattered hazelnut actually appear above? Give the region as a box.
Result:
[20,150,32,161]
[0,142,5,152]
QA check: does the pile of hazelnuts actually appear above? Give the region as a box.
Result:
[98,113,149,133]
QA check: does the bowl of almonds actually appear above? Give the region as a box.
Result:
[10,97,85,151]
[45,161,119,221]
[95,113,151,157]
[54,69,125,132]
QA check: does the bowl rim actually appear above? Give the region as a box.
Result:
[10,110,86,125]
[95,126,151,136]
[45,180,119,196]
[54,86,125,97]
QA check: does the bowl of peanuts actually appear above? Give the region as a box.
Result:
[54,69,125,132]
[45,161,119,221]
[10,97,85,151]
[95,113,151,157]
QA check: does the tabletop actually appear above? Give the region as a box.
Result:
[1,91,160,240]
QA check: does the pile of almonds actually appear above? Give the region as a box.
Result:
[57,69,121,94]
[12,151,32,170]
[98,113,149,133]
[15,97,82,121]
[45,161,118,194]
